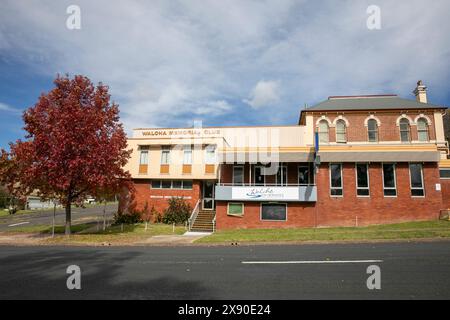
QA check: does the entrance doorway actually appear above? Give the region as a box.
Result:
[202,181,215,210]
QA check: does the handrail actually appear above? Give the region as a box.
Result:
[188,199,200,231]
[212,215,216,233]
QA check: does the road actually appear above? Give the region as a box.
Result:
[0,241,449,299]
[0,203,118,231]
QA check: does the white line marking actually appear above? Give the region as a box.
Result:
[8,222,30,227]
[242,260,383,264]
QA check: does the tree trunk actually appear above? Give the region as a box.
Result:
[65,200,72,236]
[103,200,106,231]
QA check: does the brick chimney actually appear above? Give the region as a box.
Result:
[413,80,427,103]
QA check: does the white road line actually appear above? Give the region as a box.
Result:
[8,222,30,227]
[242,260,383,264]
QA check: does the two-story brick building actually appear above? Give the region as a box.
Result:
[120,81,449,232]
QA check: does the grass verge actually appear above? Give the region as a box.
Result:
[196,220,450,244]
[3,222,186,244]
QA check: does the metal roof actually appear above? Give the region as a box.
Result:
[304,95,443,112]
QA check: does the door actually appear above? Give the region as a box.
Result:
[202,180,215,210]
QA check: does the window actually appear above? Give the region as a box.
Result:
[161,180,172,189]
[276,165,287,186]
[228,203,244,216]
[182,180,193,189]
[382,164,397,196]
[409,163,425,197]
[356,163,370,197]
[139,150,148,165]
[254,166,265,186]
[261,203,287,221]
[183,146,192,164]
[298,166,310,185]
[336,120,347,143]
[151,180,161,189]
[440,169,450,179]
[330,164,343,196]
[399,118,411,142]
[318,120,329,143]
[367,119,378,142]
[233,165,244,185]
[417,118,429,142]
[205,145,216,164]
[161,146,171,164]
[152,180,193,189]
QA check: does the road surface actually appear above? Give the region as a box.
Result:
[0,241,449,299]
[0,203,118,231]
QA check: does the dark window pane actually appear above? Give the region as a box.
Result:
[440,169,450,178]
[357,189,370,196]
[254,167,265,185]
[298,167,310,185]
[331,189,343,196]
[330,164,342,188]
[384,188,397,196]
[383,164,395,188]
[357,164,369,188]
[368,119,377,131]
[172,180,182,189]
[411,189,424,197]
[261,204,286,221]
[151,180,161,189]
[368,131,377,142]
[161,180,172,189]
[233,167,244,185]
[182,180,193,189]
[276,166,287,186]
[409,164,423,188]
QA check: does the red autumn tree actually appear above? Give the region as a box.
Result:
[0,74,132,235]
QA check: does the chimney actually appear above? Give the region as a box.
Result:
[413,80,427,103]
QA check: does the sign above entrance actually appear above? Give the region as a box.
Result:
[139,128,222,138]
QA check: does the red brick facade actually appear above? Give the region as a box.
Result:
[216,162,444,229]
[441,179,450,210]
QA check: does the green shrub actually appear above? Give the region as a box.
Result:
[162,197,191,224]
[113,209,143,224]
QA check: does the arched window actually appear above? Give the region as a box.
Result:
[417,118,429,142]
[318,120,329,143]
[367,119,378,142]
[399,118,411,142]
[336,120,347,143]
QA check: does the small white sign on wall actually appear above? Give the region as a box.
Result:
[436,183,441,191]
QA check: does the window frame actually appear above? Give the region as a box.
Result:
[329,163,343,197]
[318,120,329,144]
[161,146,171,164]
[227,203,244,216]
[205,145,216,165]
[409,163,425,197]
[417,118,429,142]
[335,120,347,143]
[253,165,266,186]
[276,164,288,186]
[151,180,193,190]
[399,118,411,143]
[355,163,370,197]
[232,165,244,186]
[382,163,397,197]
[183,146,192,165]
[367,119,378,142]
[260,203,288,222]
[139,150,149,165]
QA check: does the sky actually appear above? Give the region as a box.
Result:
[0,0,449,149]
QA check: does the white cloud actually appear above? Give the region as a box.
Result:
[0,102,20,114]
[244,80,280,109]
[0,0,449,130]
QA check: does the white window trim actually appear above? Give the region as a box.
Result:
[382,163,397,198]
[335,120,347,143]
[227,203,244,217]
[139,150,149,165]
[161,146,171,165]
[183,147,192,165]
[298,165,310,186]
[260,203,288,222]
[367,119,379,143]
[355,163,370,198]
[416,118,430,142]
[205,145,217,165]
[232,165,244,186]
[440,168,450,180]
[329,163,343,197]
[409,163,425,198]
[152,180,193,190]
